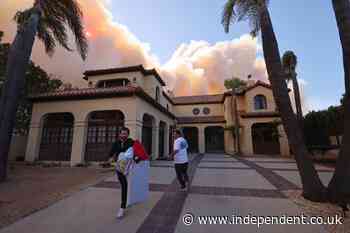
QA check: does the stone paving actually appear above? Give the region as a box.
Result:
[0,154,334,233]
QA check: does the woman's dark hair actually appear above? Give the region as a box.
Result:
[119,126,130,135]
[175,129,182,136]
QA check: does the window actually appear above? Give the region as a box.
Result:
[254,95,267,110]
[155,86,160,103]
[97,79,130,88]
[192,108,200,115]
[203,107,210,115]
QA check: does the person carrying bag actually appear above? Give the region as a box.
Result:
[109,127,149,219]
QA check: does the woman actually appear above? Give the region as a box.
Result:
[109,127,135,218]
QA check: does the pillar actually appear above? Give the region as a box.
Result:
[278,124,290,157]
[70,121,88,166]
[241,123,253,155]
[198,126,205,154]
[224,130,235,155]
[126,120,142,141]
[164,124,169,156]
[25,122,42,162]
[152,120,159,159]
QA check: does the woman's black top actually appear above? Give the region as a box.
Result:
[109,138,134,159]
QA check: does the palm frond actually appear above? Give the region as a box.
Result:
[43,16,72,52]
[13,0,88,59]
[282,51,297,69]
[37,20,56,56]
[41,0,88,60]
[222,0,269,37]
[221,0,237,33]
[14,9,33,29]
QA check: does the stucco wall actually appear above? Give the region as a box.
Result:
[26,95,176,164]
[240,117,290,157]
[173,103,224,117]
[177,123,226,154]
[26,96,138,165]
[244,86,276,113]
[87,72,144,88]
[135,97,175,159]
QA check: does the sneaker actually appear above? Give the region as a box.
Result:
[180,186,187,191]
[116,208,125,219]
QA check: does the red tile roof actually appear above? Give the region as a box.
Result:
[177,116,226,124]
[173,81,277,105]
[83,65,166,86]
[29,86,176,119]
[29,86,137,100]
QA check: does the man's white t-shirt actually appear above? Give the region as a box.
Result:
[173,137,189,164]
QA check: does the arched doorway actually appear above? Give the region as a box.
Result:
[205,126,225,153]
[252,123,280,155]
[158,121,166,158]
[85,110,125,161]
[142,114,155,156]
[182,127,199,153]
[39,113,74,161]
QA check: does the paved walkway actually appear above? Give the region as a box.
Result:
[0,154,334,233]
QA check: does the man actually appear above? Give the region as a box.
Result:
[109,127,136,218]
[169,129,189,191]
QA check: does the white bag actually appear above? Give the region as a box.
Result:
[116,147,134,175]
[118,147,134,161]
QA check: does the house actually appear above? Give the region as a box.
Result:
[25,65,290,165]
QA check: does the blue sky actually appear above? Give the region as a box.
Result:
[107,0,344,111]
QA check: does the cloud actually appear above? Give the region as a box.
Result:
[0,0,268,96]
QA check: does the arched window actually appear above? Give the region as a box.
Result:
[155,86,160,103]
[254,95,267,110]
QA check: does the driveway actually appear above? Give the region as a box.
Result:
[0,154,335,233]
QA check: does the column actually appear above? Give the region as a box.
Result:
[25,122,42,162]
[241,124,253,155]
[70,121,88,166]
[126,120,142,141]
[164,125,169,156]
[152,121,159,159]
[198,126,205,154]
[278,125,290,157]
[224,130,235,155]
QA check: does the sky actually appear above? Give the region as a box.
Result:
[0,0,345,111]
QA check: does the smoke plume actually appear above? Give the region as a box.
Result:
[1,0,269,96]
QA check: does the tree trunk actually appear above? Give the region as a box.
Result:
[0,9,40,182]
[292,73,303,124]
[259,4,327,201]
[233,92,241,154]
[230,95,237,153]
[327,0,350,204]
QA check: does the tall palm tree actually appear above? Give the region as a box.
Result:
[282,51,303,124]
[0,0,88,182]
[222,0,327,201]
[328,0,350,205]
[224,77,247,155]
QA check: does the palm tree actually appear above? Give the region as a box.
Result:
[282,51,303,124]
[221,0,327,201]
[224,77,247,155]
[0,0,88,182]
[327,0,350,205]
